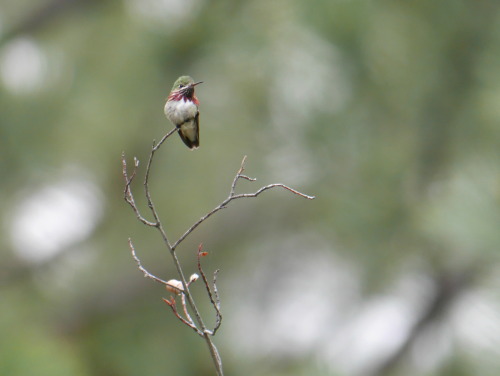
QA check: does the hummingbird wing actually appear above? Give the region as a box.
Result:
[177,111,200,150]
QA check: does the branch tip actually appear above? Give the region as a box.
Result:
[235,155,247,175]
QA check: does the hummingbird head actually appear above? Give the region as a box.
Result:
[170,76,203,100]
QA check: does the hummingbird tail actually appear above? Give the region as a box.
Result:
[178,132,199,149]
[177,128,199,149]
[177,112,200,150]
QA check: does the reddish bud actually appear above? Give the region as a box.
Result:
[162,297,175,306]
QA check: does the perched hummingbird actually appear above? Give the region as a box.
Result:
[164,76,203,149]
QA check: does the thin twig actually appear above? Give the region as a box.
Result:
[232,183,315,200]
[163,297,203,336]
[197,245,222,335]
[154,127,178,152]
[181,293,196,328]
[122,154,157,227]
[144,127,177,201]
[171,156,314,250]
[128,239,170,286]
[230,155,254,195]
[142,128,178,248]
[212,269,222,334]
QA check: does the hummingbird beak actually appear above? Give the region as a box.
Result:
[191,81,203,87]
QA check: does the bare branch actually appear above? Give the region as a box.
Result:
[124,132,313,376]
[172,156,315,250]
[123,127,224,374]
[180,293,195,328]
[197,244,222,335]
[163,297,203,336]
[122,153,157,227]
[144,127,177,192]
[141,128,179,249]
[212,269,222,334]
[230,155,255,195]
[128,239,170,286]
[232,183,315,200]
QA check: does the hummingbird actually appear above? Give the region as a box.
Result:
[164,75,203,149]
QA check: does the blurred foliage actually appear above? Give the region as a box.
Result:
[1,0,500,375]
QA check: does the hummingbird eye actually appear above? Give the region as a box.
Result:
[179,84,184,88]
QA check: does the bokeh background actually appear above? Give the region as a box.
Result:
[1,1,500,375]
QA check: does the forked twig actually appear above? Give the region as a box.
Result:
[163,297,202,335]
[122,155,156,227]
[171,155,314,250]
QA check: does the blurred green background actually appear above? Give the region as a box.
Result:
[1,0,500,375]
